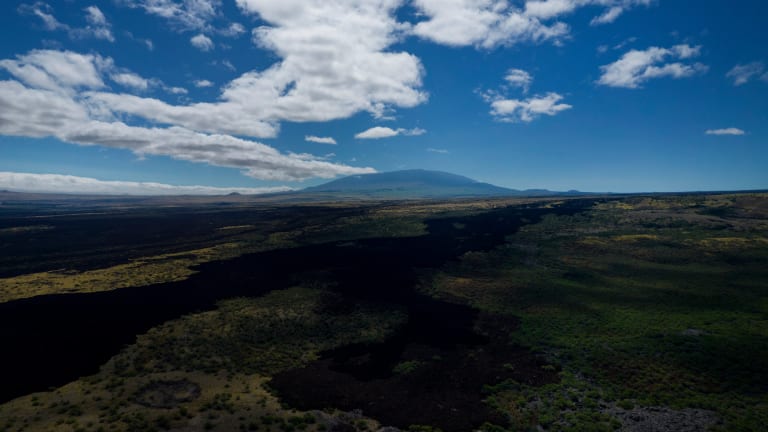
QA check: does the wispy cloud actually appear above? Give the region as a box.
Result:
[193,79,214,88]
[427,148,449,154]
[355,126,426,139]
[305,135,337,145]
[119,0,221,32]
[0,172,294,196]
[597,44,708,88]
[504,68,533,93]
[19,3,114,42]
[705,128,746,136]
[726,62,767,86]
[110,72,150,91]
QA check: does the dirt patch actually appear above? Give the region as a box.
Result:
[134,379,201,408]
[607,405,720,432]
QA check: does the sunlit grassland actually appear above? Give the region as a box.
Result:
[0,203,435,304]
[425,193,768,431]
[0,198,530,304]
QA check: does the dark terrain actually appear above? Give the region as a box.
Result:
[0,198,592,430]
[1,192,767,432]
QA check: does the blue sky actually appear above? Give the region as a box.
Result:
[0,0,766,194]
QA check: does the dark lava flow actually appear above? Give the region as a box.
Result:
[0,199,596,428]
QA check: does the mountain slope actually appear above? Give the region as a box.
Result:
[302,169,518,199]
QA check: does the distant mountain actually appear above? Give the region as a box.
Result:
[301,169,575,199]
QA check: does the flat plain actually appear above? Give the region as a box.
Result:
[0,192,766,432]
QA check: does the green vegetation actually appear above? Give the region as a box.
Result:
[116,287,407,377]
[426,193,768,431]
[0,286,406,432]
[2,193,766,431]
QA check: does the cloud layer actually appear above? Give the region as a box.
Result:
[0,50,376,181]
[0,172,292,195]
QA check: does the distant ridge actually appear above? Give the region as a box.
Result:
[301,169,580,199]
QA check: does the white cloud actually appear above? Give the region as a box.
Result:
[504,68,533,93]
[166,86,188,94]
[190,33,214,51]
[0,172,293,196]
[19,3,114,42]
[305,135,337,145]
[427,148,449,154]
[0,49,377,181]
[590,6,623,25]
[355,126,427,139]
[80,1,426,140]
[121,0,221,32]
[18,2,65,31]
[0,49,107,91]
[726,62,766,86]
[354,126,426,139]
[410,1,651,48]
[356,127,398,139]
[597,44,708,88]
[110,72,150,91]
[193,79,214,87]
[84,6,108,26]
[705,128,746,136]
[220,22,246,37]
[489,92,572,122]
[411,0,569,48]
[216,60,236,71]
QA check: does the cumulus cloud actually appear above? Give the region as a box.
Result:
[0,49,376,181]
[411,0,568,48]
[0,172,292,196]
[705,128,746,136]
[78,1,426,141]
[305,136,337,145]
[489,92,572,122]
[482,69,570,122]
[19,3,114,42]
[726,62,767,86]
[410,1,651,48]
[597,44,708,88]
[190,33,214,51]
[354,126,426,139]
